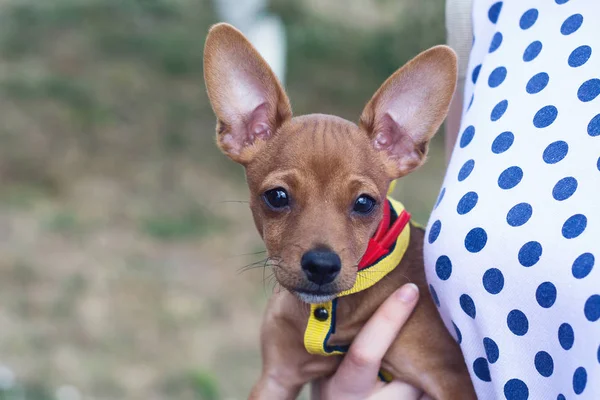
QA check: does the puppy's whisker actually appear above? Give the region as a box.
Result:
[237,257,275,274]
[259,255,284,296]
[228,250,267,258]
[262,257,270,294]
[237,261,267,273]
[218,200,250,204]
[238,261,267,270]
[237,265,266,274]
[263,271,277,297]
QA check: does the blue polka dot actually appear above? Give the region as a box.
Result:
[535,351,554,377]
[507,203,533,227]
[520,9,538,30]
[484,337,499,363]
[568,45,592,67]
[434,187,446,209]
[429,284,440,307]
[491,99,508,121]
[597,157,600,171]
[588,114,600,137]
[457,191,478,215]
[458,159,475,181]
[460,125,475,148]
[572,253,594,279]
[536,282,557,308]
[498,166,523,189]
[472,64,482,84]
[504,378,529,400]
[488,2,503,24]
[553,177,577,201]
[452,321,462,344]
[543,141,568,164]
[558,323,575,350]
[561,14,583,35]
[557,395,566,400]
[436,255,452,280]
[577,79,600,102]
[533,105,558,128]
[473,357,491,382]
[523,41,542,62]
[526,72,549,94]
[556,0,569,3]
[428,220,442,244]
[489,32,503,53]
[597,345,599,363]
[488,66,507,88]
[584,295,600,321]
[465,228,487,253]
[518,241,542,267]
[483,268,504,294]
[507,310,529,336]
[562,214,587,239]
[460,294,476,318]
[573,367,587,395]
[468,94,474,110]
[492,131,514,154]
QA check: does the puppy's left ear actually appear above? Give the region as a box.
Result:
[359,45,457,178]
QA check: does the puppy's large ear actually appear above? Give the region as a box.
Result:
[360,46,457,178]
[204,23,292,164]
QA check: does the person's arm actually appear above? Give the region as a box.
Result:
[445,0,473,161]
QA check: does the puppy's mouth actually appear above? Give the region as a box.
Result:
[292,288,338,304]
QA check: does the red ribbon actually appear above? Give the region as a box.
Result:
[357,201,411,270]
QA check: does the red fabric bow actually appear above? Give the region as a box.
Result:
[357,201,411,270]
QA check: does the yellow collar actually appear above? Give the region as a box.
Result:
[303,189,411,366]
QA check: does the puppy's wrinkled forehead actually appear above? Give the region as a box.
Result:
[248,114,386,191]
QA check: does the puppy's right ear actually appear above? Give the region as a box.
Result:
[204,23,292,164]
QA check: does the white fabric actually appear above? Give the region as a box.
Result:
[426,1,600,399]
[446,0,474,81]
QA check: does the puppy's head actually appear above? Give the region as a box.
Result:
[204,23,457,303]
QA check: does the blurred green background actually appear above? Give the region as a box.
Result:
[0,0,446,398]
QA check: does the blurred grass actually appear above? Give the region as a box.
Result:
[141,208,226,241]
[162,369,220,400]
[273,0,445,115]
[0,382,54,400]
[0,0,447,398]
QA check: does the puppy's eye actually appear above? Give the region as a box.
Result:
[353,194,376,215]
[263,188,289,210]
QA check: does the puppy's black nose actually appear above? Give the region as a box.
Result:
[301,250,341,285]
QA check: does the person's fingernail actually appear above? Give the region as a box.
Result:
[396,283,419,303]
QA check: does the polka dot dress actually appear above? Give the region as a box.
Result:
[425,1,600,399]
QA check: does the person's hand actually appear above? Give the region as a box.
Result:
[313,283,431,400]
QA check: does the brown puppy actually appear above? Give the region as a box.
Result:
[204,23,476,400]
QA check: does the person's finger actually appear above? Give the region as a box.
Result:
[368,380,423,400]
[322,283,419,399]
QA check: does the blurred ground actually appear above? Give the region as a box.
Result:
[0,0,446,399]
